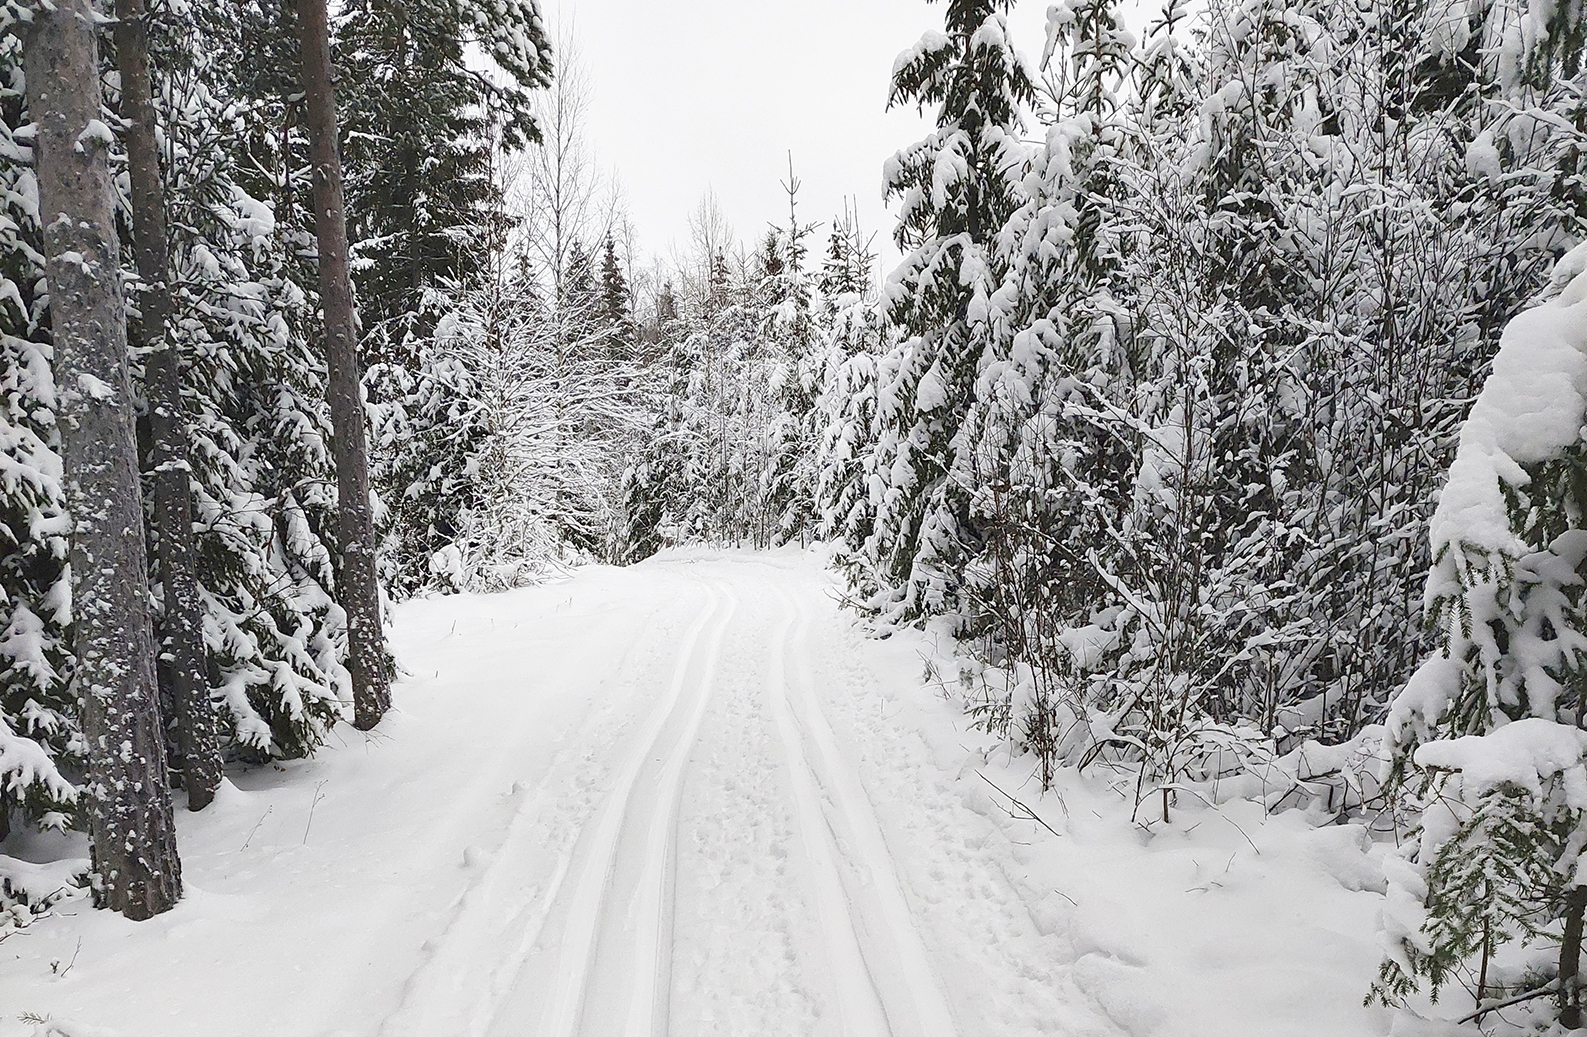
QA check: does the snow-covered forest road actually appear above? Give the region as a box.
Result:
[0,550,1389,1037]
[388,551,1111,1037]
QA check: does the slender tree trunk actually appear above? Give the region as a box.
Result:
[113,0,223,811]
[1561,885,1587,1028]
[25,0,181,919]
[293,0,390,729]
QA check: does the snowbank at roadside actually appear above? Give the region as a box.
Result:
[829,613,1404,1037]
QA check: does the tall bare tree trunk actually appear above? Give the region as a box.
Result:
[113,0,223,811]
[1561,885,1587,1028]
[293,0,390,729]
[25,0,181,919]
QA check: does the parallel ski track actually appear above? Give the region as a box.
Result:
[771,581,959,1037]
[539,577,738,1037]
[377,592,671,1037]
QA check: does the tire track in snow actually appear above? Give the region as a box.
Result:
[528,578,738,1037]
[771,581,959,1037]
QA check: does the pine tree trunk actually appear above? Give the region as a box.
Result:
[293,0,390,729]
[1561,884,1587,1028]
[113,0,223,811]
[25,0,182,919]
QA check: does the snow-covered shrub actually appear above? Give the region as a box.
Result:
[841,0,1585,817]
[1375,247,1587,1022]
[0,855,86,938]
[385,271,641,592]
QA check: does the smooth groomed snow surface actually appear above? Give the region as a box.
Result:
[1,550,1394,1037]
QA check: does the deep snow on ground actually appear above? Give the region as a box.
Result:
[1,549,1396,1037]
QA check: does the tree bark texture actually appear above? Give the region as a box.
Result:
[113,0,223,811]
[1561,884,1587,1028]
[294,0,390,729]
[25,0,182,919]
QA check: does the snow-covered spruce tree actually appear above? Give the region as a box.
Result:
[814,203,886,571]
[1374,247,1587,1023]
[0,12,74,839]
[341,0,555,594]
[158,2,353,760]
[131,0,379,747]
[817,199,877,311]
[758,160,822,548]
[869,0,1033,621]
[338,0,551,359]
[947,0,1137,786]
[597,232,639,363]
[366,300,487,596]
[22,0,182,918]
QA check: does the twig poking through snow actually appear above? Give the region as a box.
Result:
[302,782,327,845]
[52,937,81,977]
[976,771,1063,838]
[1457,980,1558,1023]
[241,806,272,850]
[1162,783,1262,856]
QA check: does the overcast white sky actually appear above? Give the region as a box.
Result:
[559,1,1054,275]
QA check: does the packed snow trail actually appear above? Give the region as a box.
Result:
[765,583,894,1037]
[0,550,1399,1036]
[767,581,957,1037]
[526,579,736,1037]
[0,549,1404,1037]
[482,560,966,1037]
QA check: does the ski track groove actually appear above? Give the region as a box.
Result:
[537,577,738,1037]
[766,583,894,1036]
[375,587,677,1037]
[623,580,739,1037]
[771,580,960,1037]
[395,561,985,1037]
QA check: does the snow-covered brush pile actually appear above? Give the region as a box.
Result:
[0,854,86,939]
[941,647,1392,821]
